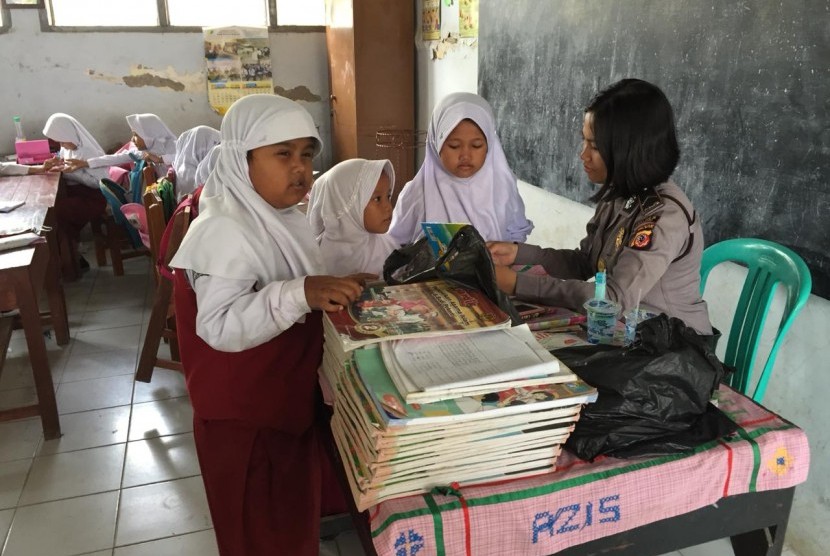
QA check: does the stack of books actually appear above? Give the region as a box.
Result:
[321,279,597,511]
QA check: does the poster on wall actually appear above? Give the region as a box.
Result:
[459,0,479,38]
[204,26,273,115]
[422,0,441,41]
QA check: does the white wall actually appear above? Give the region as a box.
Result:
[414,10,830,555]
[0,10,333,169]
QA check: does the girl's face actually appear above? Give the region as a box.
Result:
[363,171,393,233]
[439,119,488,178]
[59,142,78,151]
[580,113,608,184]
[247,137,315,209]
[131,131,147,151]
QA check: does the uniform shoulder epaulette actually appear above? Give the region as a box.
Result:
[638,192,664,216]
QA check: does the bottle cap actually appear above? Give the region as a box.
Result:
[13,116,20,123]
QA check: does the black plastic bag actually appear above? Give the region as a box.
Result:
[383,225,521,324]
[557,315,737,460]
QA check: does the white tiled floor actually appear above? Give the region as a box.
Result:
[0,251,800,556]
[0,253,365,556]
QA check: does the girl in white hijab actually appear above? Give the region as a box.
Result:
[307,158,398,275]
[61,113,177,177]
[169,94,364,555]
[42,113,109,188]
[172,126,220,200]
[388,92,533,245]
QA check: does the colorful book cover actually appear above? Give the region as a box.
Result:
[353,346,596,427]
[324,279,511,351]
[421,222,467,259]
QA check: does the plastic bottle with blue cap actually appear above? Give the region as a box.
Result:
[583,271,620,344]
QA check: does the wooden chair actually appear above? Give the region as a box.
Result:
[142,188,167,285]
[135,205,191,383]
[91,165,156,276]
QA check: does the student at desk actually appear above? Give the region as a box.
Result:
[489,79,712,335]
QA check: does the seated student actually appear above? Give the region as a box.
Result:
[43,113,112,270]
[388,92,533,245]
[62,113,177,177]
[307,158,398,275]
[488,78,712,335]
[172,125,220,200]
[0,159,59,176]
[169,94,367,556]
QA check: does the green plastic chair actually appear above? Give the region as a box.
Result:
[700,238,812,402]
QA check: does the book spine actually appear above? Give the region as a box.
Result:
[527,315,587,331]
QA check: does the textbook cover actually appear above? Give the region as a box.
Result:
[324,279,511,351]
[353,346,595,428]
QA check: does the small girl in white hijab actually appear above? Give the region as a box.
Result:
[169,94,365,555]
[388,92,533,245]
[43,113,111,271]
[172,125,220,200]
[307,158,398,275]
[194,143,221,191]
[61,113,177,177]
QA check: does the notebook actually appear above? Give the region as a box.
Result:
[15,140,52,165]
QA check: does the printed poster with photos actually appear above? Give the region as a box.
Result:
[422,0,441,41]
[204,26,273,115]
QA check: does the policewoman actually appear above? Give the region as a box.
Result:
[488,79,712,335]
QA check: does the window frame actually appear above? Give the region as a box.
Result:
[38,0,323,33]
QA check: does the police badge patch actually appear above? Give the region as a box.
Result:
[629,216,659,250]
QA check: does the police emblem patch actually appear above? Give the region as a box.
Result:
[629,216,659,250]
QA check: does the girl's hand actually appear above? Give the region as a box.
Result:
[487,241,519,266]
[305,275,365,312]
[42,157,63,172]
[62,158,89,172]
[494,265,518,295]
[141,152,163,164]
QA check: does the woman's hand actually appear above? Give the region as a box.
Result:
[487,241,519,266]
[305,275,365,312]
[494,265,518,295]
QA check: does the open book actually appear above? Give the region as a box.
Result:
[324,279,511,352]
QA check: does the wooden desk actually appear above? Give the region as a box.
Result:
[329,386,809,556]
[0,173,69,440]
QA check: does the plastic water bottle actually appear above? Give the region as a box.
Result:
[13,116,26,142]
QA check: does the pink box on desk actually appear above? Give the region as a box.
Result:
[15,140,52,165]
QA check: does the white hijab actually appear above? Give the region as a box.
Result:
[307,159,398,276]
[194,144,220,189]
[388,92,533,244]
[42,113,106,160]
[42,113,109,185]
[126,113,177,156]
[173,126,220,199]
[171,94,325,285]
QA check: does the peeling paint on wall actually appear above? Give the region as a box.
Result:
[273,85,321,102]
[123,74,185,92]
[87,65,205,92]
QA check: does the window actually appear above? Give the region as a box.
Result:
[275,0,324,26]
[45,0,325,28]
[167,0,268,28]
[50,0,158,26]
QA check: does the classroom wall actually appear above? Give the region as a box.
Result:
[413,15,829,556]
[0,9,333,170]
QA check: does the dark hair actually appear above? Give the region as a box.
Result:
[586,79,680,203]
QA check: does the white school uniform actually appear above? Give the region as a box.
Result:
[388,92,533,244]
[42,113,109,188]
[0,162,30,176]
[170,94,324,352]
[307,158,398,276]
[173,126,220,200]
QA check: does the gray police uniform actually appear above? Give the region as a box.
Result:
[514,181,712,335]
